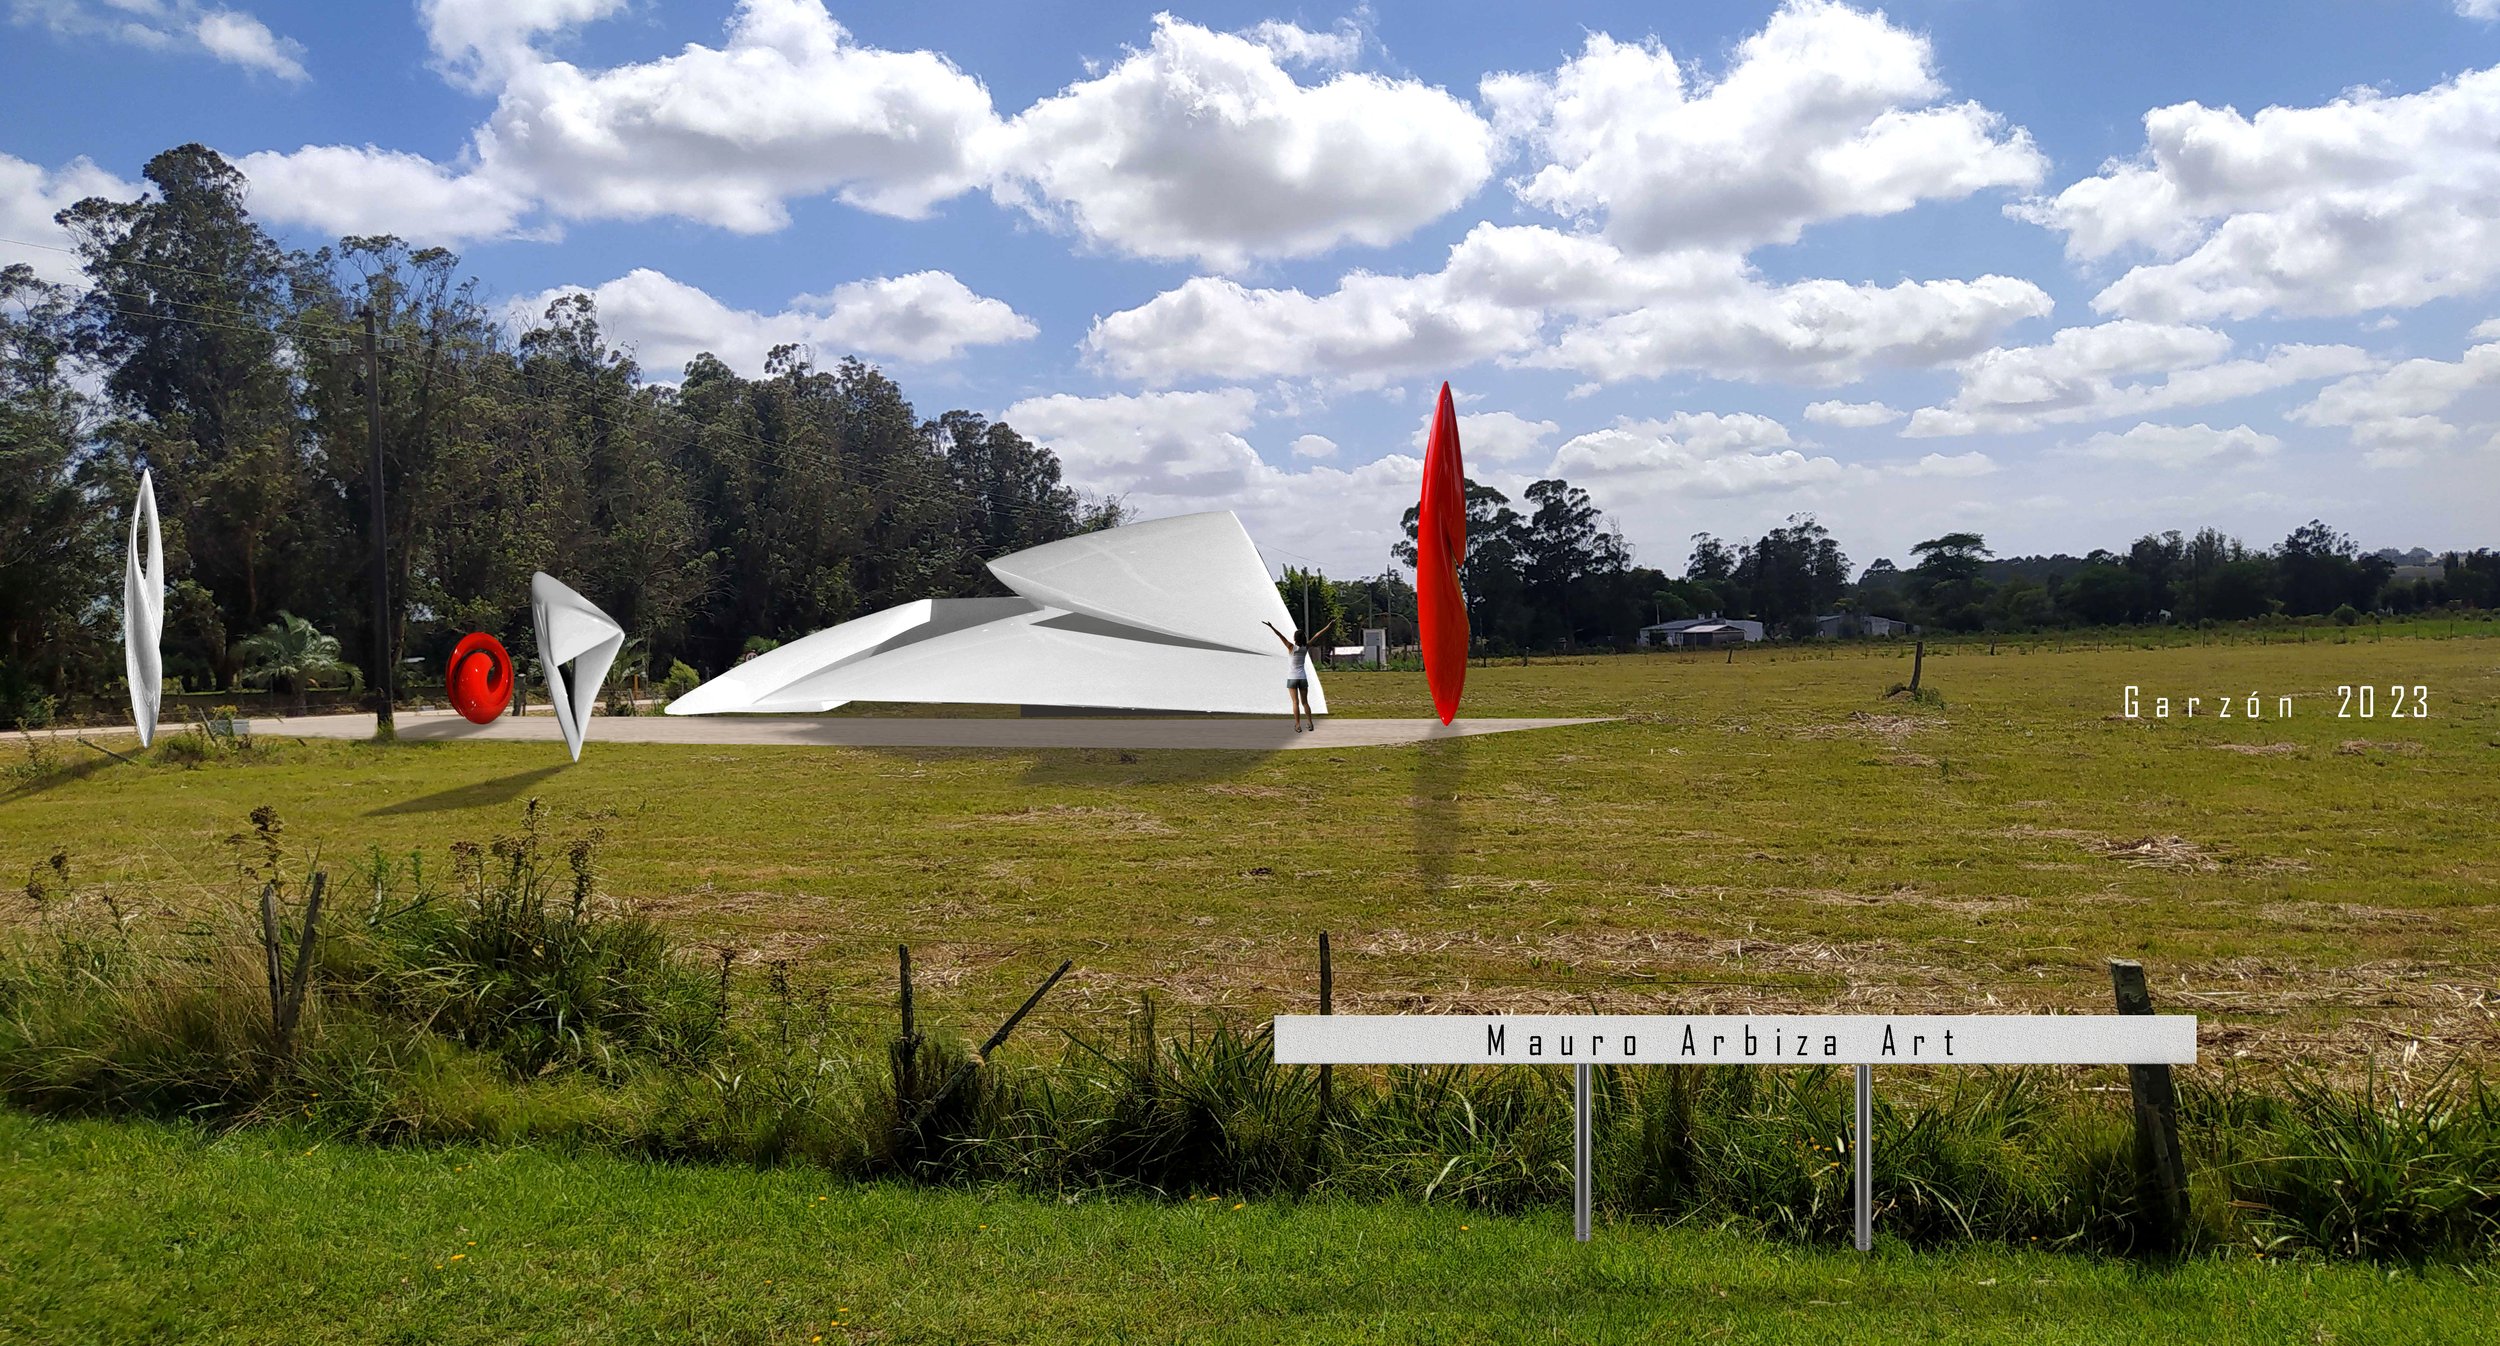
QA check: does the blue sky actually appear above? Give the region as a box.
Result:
[7,0,2500,579]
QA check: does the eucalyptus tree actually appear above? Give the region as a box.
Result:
[58,143,332,638]
[0,264,124,720]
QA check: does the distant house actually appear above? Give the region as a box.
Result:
[1639,616,1765,647]
[1812,613,1910,639]
[1324,629,1389,668]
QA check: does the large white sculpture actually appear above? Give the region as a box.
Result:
[124,470,164,746]
[531,571,625,761]
[669,511,1323,718]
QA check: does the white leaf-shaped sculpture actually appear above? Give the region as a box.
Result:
[530,571,623,762]
[124,470,164,747]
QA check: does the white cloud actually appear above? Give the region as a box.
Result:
[235,146,530,241]
[2063,422,2283,468]
[1244,17,1363,69]
[1001,386,1425,572]
[11,1,307,80]
[1548,412,1840,499]
[1904,320,2373,436]
[1528,271,2050,387]
[1080,263,1544,388]
[505,268,1035,378]
[0,152,139,285]
[418,0,626,90]
[993,15,1494,267]
[2459,1,2500,21]
[193,7,305,82]
[1086,222,2050,388]
[219,7,1494,260]
[1496,3,2043,254]
[1890,450,1996,477]
[2015,65,2500,320]
[2290,338,2500,465]
[474,0,1003,230]
[231,0,999,242]
[1289,433,1338,459]
[1001,387,1267,497]
[1803,399,1903,428]
[1408,409,1559,463]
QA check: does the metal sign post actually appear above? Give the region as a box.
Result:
[1854,1063,1873,1252]
[1573,1062,1593,1242]
[1274,1013,2195,1246]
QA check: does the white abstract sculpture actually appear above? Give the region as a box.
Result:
[530,571,624,762]
[124,469,164,746]
[669,511,1321,718]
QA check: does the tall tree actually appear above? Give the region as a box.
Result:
[0,265,124,722]
[1519,478,1625,644]
[2274,519,2359,616]
[1908,531,1993,629]
[1734,514,1847,631]
[936,409,1082,556]
[60,144,330,645]
[1397,477,1529,651]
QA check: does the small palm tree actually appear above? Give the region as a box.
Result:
[236,612,359,714]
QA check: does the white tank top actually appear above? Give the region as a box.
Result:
[1289,645,1308,678]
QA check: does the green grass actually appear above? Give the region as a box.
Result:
[3,1110,2492,1345]
[8,639,2495,1065]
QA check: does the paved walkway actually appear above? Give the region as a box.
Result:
[221,710,1606,751]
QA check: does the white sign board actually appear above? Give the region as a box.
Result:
[1272,1014,2196,1066]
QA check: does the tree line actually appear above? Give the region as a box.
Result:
[1,144,1119,726]
[1374,486,2497,652]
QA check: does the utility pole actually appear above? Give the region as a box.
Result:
[360,305,394,740]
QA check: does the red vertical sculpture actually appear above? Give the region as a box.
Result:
[1417,381,1468,724]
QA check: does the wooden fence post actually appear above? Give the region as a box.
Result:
[258,883,284,1038]
[276,873,326,1053]
[2110,958,2189,1251]
[257,873,327,1059]
[1909,640,1925,692]
[906,960,1072,1133]
[896,943,919,1104]
[1317,932,1334,1120]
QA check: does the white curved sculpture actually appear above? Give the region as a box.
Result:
[530,572,624,762]
[124,470,164,746]
[669,511,1322,718]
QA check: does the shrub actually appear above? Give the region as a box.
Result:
[349,800,722,1079]
[2331,603,2362,626]
[660,660,702,702]
[150,732,215,769]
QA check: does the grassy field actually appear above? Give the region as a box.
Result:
[3,1110,2493,1346]
[6,636,2497,1066]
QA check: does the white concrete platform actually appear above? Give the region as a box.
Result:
[242,710,1607,751]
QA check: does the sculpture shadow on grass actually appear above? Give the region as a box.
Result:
[366,763,569,816]
[1411,734,1467,897]
[0,750,119,803]
[1009,745,1285,788]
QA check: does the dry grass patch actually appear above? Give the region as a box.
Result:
[956,803,1175,834]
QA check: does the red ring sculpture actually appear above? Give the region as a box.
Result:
[447,631,514,724]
